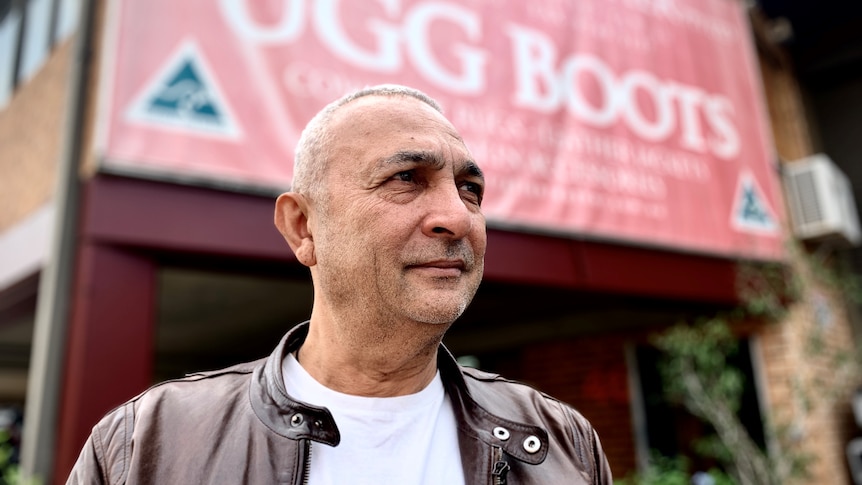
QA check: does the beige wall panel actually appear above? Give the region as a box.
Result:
[0,39,74,234]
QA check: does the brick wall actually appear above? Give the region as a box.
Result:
[517,334,637,479]
[756,277,858,485]
[752,9,814,163]
[0,39,73,234]
[503,297,859,485]
[751,10,859,484]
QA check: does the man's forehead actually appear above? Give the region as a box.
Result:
[319,93,483,179]
[327,94,466,147]
[333,94,451,130]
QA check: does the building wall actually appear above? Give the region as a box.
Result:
[753,11,860,484]
[756,47,814,161]
[517,334,636,479]
[801,50,862,322]
[756,274,857,485]
[0,38,73,234]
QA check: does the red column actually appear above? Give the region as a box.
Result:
[53,243,156,482]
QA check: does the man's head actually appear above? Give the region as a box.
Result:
[275,85,486,332]
[291,85,443,204]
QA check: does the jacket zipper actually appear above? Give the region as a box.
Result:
[491,445,510,485]
[299,440,312,485]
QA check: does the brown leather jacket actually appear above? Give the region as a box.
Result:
[67,322,613,484]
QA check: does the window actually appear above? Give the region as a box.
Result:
[635,339,767,474]
[0,5,21,107]
[0,0,79,109]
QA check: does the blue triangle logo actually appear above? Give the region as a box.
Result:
[125,40,241,139]
[732,171,778,233]
[148,61,221,121]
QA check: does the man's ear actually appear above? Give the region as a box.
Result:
[274,192,316,267]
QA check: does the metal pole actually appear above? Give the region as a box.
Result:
[20,0,96,480]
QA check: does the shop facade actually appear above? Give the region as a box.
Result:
[1,0,860,483]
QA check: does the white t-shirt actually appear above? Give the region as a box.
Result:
[282,353,466,485]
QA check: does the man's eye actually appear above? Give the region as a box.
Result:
[393,171,414,182]
[461,182,484,204]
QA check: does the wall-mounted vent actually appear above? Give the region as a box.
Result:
[782,154,862,247]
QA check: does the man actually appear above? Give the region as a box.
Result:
[68,85,612,484]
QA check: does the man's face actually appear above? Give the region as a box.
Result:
[309,95,486,327]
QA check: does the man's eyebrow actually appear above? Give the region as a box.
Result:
[382,150,445,169]
[380,150,484,180]
[463,161,484,180]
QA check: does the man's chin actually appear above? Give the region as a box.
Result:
[404,299,470,326]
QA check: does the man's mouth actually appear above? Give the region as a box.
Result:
[407,259,467,277]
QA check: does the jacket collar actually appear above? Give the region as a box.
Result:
[249,322,548,466]
[249,322,341,446]
[437,344,548,466]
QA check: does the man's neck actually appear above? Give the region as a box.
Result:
[296,316,445,397]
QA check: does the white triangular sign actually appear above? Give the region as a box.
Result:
[125,39,242,139]
[731,170,778,234]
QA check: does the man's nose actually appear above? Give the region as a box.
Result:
[421,183,475,240]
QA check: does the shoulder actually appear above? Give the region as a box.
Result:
[459,366,587,423]
[126,358,263,411]
[78,359,265,481]
[95,357,263,429]
[459,366,612,483]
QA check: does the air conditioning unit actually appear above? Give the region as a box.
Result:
[782,154,862,247]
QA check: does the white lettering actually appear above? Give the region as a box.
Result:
[668,83,707,152]
[506,24,561,112]
[219,2,743,160]
[507,24,740,159]
[620,71,674,141]
[218,0,305,44]
[404,3,486,94]
[314,0,401,71]
[562,54,617,126]
[284,61,363,100]
[705,95,740,159]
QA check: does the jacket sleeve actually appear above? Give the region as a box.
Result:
[65,435,107,485]
[65,404,132,485]
[562,402,613,485]
[589,427,613,485]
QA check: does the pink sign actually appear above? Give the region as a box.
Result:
[98,0,784,259]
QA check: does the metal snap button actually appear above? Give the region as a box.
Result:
[493,426,510,441]
[523,435,541,453]
[290,414,304,426]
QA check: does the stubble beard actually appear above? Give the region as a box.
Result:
[316,241,482,339]
[312,201,483,342]
[394,267,481,326]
